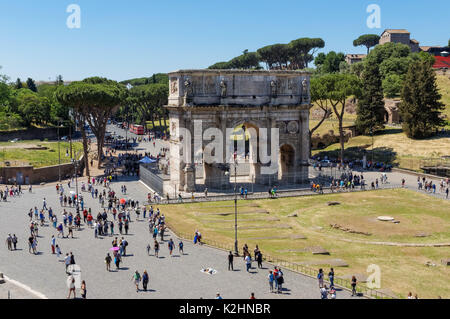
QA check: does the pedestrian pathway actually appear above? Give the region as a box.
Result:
[0,180,359,299]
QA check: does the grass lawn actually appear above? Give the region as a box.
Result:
[0,140,83,168]
[161,189,450,298]
[436,74,450,128]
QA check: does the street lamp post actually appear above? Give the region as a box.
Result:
[72,151,81,214]
[370,128,374,166]
[234,156,238,256]
[58,123,61,182]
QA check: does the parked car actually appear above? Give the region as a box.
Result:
[9,138,20,143]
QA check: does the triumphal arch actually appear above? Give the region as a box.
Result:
[165,69,311,193]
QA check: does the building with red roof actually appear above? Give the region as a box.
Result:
[433,55,450,69]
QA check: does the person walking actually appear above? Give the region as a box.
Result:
[154,240,159,258]
[351,276,358,296]
[168,238,174,256]
[320,285,328,299]
[64,253,71,274]
[228,251,234,271]
[245,254,252,272]
[12,234,17,250]
[56,245,62,260]
[142,270,149,291]
[178,240,184,255]
[317,269,324,288]
[51,235,56,254]
[67,275,76,299]
[114,253,121,270]
[80,281,87,299]
[256,251,263,269]
[268,270,274,293]
[105,253,112,271]
[276,269,284,294]
[132,270,141,292]
[6,234,12,251]
[328,268,335,288]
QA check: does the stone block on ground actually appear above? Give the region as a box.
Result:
[290,234,306,240]
[310,247,330,255]
[415,233,430,238]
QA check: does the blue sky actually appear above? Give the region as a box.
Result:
[0,0,448,82]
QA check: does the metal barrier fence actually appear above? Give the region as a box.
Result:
[165,222,397,299]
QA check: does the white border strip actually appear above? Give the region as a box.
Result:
[2,274,48,299]
[139,180,161,196]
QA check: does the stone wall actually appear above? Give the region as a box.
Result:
[0,127,71,142]
[0,156,84,185]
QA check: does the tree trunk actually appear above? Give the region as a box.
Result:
[151,111,156,133]
[162,109,168,134]
[79,114,90,177]
[97,137,103,169]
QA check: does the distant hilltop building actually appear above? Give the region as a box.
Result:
[379,29,420,53]
[345,54,367,65]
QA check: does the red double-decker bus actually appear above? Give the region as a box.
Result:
[130,124,144,135]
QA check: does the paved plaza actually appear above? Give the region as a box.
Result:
[0,179,360,299]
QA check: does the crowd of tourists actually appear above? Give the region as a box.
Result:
[417,176,449,198]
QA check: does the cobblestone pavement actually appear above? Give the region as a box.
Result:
[0,180,360,299]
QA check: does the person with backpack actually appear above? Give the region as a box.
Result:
[317,268,324,288]
[178,241,184,255]
[268,270,274,293]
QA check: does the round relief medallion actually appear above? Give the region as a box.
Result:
[287,121,299,134]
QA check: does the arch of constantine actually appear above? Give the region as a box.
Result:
[163,69,311,194]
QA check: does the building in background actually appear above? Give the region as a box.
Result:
[345,54,367,65]
[379,29,420,52]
